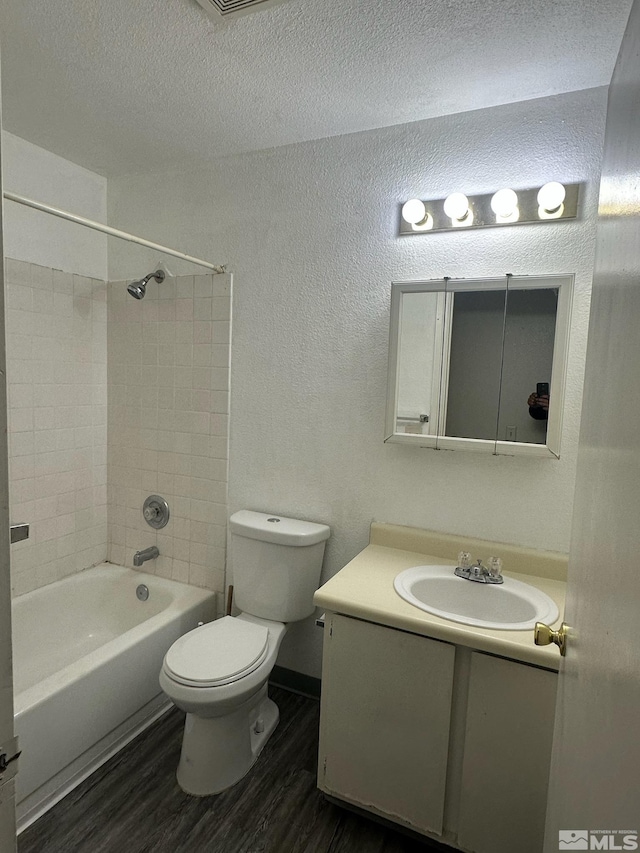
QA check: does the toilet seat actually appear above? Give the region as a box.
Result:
[163,616,270,688]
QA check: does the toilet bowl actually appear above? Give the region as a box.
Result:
[160,510,330,796]
[160,614,287,795]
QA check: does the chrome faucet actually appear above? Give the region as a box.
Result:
[454,552,504,584]
[133,546,159,567]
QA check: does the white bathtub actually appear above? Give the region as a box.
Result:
[12,563,217,830]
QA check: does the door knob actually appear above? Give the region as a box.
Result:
[534,621,568,656]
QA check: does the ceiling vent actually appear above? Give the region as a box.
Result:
[194,0,292,20]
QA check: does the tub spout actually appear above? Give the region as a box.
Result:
[133,546,159,567]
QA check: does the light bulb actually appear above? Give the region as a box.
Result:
[401,198,428,225]
[537,182,566,213]
[443,192,470,221]
[412,212,434,231]
[491,188,518,218]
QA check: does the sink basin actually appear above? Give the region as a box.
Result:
[394,565,559,631]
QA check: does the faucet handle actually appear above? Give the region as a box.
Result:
[487,556,503,578]
[457,551,473,569]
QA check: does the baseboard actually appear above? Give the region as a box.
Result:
[269,666,321,699]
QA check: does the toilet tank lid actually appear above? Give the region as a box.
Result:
[229,510,330,546]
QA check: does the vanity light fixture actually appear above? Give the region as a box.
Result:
[399,182,580,236]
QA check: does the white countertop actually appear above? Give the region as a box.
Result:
[314,542,566,671]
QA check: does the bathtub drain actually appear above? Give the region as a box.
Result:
[136,584,150,602]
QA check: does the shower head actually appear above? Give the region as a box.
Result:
[127,269,165,299]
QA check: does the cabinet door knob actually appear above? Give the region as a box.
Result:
[534,621,568,656]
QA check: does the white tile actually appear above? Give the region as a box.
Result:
[208,436,229,459]
[193,321,212,344]
[158,279,176,300]
[192,345,211,367]
[173,538,191,561]
[211,391,229,415]
[31,264,53,291]
[193,276,213,299]
[10,455,34,481]
[194,299,212,321]
[10,432,35,457]
[210,414,228,436]
[73,275,94,298]
[155,555,174,579]
[211,297,231,321]
[34,291,55,315]
[172,560,190,583]
[211,345,230,368]
[53,270,74,294]
[211,276,231,298]
[10,384,34,409]
[11,408,33,432]
[34,496,58,520]
[211,321,230,344]
[210,368,229,391]
[6,258,31,287]
[175,276,194,298]
[176,300,193,321]
[7,284,34,312]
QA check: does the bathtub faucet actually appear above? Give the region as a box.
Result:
[133,546,159,567]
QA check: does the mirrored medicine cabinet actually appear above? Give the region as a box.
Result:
[385,274,573,457]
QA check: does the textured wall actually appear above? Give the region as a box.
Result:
[108,89,607,676]
[6,260,108,596]
[107,274,230,594]
[2,132,107,279]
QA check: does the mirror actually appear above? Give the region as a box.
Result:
[385,275,573,457]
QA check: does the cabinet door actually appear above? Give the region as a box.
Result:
[318,613,455,836]
[458,652,557,853]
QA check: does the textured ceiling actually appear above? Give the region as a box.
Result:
[0,0,632,177]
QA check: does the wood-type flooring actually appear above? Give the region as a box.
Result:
[18,687,448,853]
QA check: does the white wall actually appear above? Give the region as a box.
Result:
[2,132,107,279]
[108,88,607,677]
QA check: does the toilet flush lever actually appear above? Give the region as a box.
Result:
[10,524,29,544]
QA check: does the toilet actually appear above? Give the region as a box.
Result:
[159,509,330,796]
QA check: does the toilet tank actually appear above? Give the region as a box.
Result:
[229,510,330,623]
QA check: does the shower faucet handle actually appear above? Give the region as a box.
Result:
[142,495,170,529]
[144,505,160,522]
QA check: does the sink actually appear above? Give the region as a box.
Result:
[394,565,559,631]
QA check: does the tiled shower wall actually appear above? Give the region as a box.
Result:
[6,259,108,596]
[107,273,230,595]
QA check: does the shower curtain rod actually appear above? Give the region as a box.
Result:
[3,191,227,274]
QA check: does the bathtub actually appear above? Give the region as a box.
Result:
[12,563,217,831]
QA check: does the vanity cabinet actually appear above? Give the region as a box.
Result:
[458,652,556,853]
[318,612,557,853]
[317,613,456,836]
